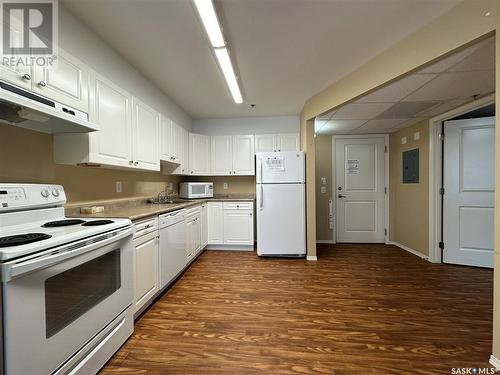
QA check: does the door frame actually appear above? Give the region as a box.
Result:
[428,93,495,263]
[331,134,390,244]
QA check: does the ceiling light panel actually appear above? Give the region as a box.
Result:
[194,0,225,47]
[215,48,243,103]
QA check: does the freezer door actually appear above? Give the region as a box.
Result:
[256,151,305,183]
[256,183,306,256]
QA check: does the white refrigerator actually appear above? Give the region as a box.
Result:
[256,151,306,257]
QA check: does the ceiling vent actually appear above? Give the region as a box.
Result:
[376,101,441,119]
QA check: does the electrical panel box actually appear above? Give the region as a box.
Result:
[403,148,419,184]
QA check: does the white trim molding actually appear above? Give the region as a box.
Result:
[490,355,500,371]
[306,255,318,261]
[388,241,429,260]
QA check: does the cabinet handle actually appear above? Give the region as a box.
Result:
[22,73,31,81]
[134,161,138,166]
[38,81,46,87]
[129,160,133,165]
[191,171,193,174]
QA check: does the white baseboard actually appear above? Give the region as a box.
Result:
[387,241,429,260]
[306,255,317,261]
[316,240,335,244]
[490,355,500,370]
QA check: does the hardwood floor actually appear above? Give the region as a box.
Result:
[101,244,493,374]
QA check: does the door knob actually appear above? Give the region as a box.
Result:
[338,194,347,198]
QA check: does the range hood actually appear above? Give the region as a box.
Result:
[0,80,99,134]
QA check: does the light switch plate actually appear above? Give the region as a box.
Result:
[321,177,327,185]
[401,136,407,145]
[321,186,326,194]
[115,181,122,193]
[414,131,420,141]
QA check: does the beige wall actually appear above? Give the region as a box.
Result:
[315,135,332,241]
[389,121,430,255]
[300,0,495,258]
[0,123,182,203]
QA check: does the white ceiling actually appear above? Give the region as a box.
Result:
[61,0,461,119]
[315,36,495,135]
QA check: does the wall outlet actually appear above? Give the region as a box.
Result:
[116,181,122,193]
[321,186,326,194]
[166,182,173,192]
[414,131,420,141]
[321,177,327,185]
[223,182,228,190]
[401,136,407,145]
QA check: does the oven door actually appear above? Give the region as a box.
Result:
[1,227,134,375]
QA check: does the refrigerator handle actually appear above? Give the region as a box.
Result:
[259,158,263,182]
[260,184,263,210]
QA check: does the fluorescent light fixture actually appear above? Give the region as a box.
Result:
[214,48,243,104]
[194,0,225,47]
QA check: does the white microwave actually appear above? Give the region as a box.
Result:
[179,182,213,199]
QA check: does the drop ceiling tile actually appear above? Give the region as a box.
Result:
[416,98,471,118]
[353,128,394,134]
[404,70,495,102]
[448,38,495,72]
[393,117,426,129]
[331,103,393,120]
[321,119,368,132]
[356,74,437,103]
[358,118,408,131]
[376,101,440,119]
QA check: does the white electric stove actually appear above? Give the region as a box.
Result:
[0,183,135,375]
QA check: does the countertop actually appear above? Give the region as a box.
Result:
[66,194,255,221]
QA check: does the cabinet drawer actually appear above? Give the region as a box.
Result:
[223,202,254,210]
[133,216,158,238]
[186,205,201,218]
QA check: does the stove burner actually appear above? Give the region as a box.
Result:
[42,219,86,227]
[82,220,114,226]
[0,233,52,247]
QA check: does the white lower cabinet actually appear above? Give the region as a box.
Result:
[186,207,201,261]
[201,203,208,248]
[132,217,159,314]
[207,201,254,248]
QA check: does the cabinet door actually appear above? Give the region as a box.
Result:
[159,115,173,162]
[89,72,133,167]
[232,135,255,175]
[189,133,210,175]
[223,209,254,245]
[211,136,233,175]
[201,204,208,248]
[186,219,195,260]
[207,202,223,244]
[133,232,159,313]
[173,127,188,175]
[277,133,299,152]
[194,217,201,254]
[32,50,89,112]
[0,21,31,89]
[255,134,276,153]
[132,98,160,171]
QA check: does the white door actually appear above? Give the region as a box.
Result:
[133,232,158,313]
[335,137,386,243]
[132,98,160,171]
[207,202,223,244]
[255,134,276,153]
[232,135,255,175]
[211,135,233,175]
[443,117,495,268]
[277,133,299,152]
[32,50,89,112]
[90,72,133,167]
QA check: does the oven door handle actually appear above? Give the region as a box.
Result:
[2,227,134,282]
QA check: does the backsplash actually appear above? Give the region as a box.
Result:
[0,123,181,203]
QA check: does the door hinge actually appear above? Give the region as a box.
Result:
[439,241,444,250]
[439,133,445,141]
[384,187,387,195]
[384,228,387,236]
[440,187,445,196]
[384,145,388,153]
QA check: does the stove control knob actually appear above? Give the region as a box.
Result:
[52,189,60,197]
[41,189,50,198]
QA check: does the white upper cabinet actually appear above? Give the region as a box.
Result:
[32,50,89,112]
[255,133,299,153]
[211,136,233,175]
[255,134,275,153]
[232,135,255,175]
[132,98,160,171]
[172,125,189,175]
[159,115,174,162]
[189,133,211,175]
[0,63,31,89]
[277,133,300,152]
[89,71,133,167]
